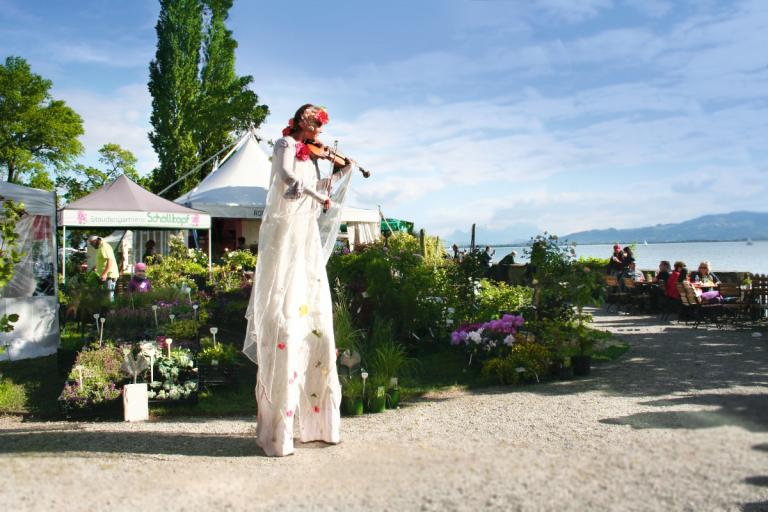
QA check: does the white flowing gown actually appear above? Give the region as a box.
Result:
[244,136,351,457]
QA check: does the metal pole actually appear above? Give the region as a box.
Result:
[62,225,66,285]
[208,228,212,274]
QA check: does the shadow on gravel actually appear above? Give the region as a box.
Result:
[745,476,768,487]
[741,501,768,512]
[0,430,265,457]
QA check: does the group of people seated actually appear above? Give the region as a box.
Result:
[607,243,724,306]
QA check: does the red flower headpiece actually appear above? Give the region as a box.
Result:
[315,108,329,125]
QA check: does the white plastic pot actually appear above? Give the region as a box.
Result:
[123,383,149,422]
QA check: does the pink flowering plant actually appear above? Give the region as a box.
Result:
[451,314,525,364]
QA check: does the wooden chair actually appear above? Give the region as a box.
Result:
[750,274,768,325]
[604,275,628,312]
[679,281,724,328]
[719,282,748,327]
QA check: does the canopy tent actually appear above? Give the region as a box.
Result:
[381,217,414,235]
[0,181,58,360]
[58,175,212,281]
[175,131,380,250]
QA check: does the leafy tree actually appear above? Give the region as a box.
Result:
[192,0,268,189]
[148,0,268,197]
[56,143,142,204]
[148,0,204,199]
[0,56,84,185]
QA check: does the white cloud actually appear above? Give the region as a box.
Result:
[56,84,157,175]
[534,0,613,23]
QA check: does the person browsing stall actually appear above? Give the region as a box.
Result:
[88,235,118,300]
[128,262,152,294]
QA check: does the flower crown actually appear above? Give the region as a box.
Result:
[282,106,329,136]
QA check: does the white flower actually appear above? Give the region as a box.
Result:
[503,334,516,346]
[468,331,482,344]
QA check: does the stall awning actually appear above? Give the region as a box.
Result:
[58,175,211,229]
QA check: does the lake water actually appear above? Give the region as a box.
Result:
[487,240,768,274]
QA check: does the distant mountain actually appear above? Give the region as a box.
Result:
[563,211,768,244]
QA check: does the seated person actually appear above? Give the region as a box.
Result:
[128,262,152,293]
[607,244,623,276]
[622,259,645,282]
[689,261,721,290]
[665,261,686,299]
[654,260,671,284]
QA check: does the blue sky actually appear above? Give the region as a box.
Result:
[2,0,766,242]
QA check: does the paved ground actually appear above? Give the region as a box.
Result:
[1,311,767,511]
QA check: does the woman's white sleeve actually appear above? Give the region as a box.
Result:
[316,164,353,194]
[275,138,329,203]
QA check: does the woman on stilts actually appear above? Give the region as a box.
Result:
[243,104,353,457]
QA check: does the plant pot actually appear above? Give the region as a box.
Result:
[386,388,400,409]
[198,363,238,388]
[342,397,363,416]
[549,359,573,380]
[123,383,149,422]
[366,395,387,413]
[572,355,591,376]
[59,397,123,421]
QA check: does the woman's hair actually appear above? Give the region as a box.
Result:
[673,260,685,270]
[660,260,671,270]
[698,261,711,272]
[283,104,328,136]
[623,247,634,257]
[678,267,689,282]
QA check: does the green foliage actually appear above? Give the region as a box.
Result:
[150,347,198,400]
[332,291,364,353]
[165,319,200,341]
[146,237,208,290]
[577,255,610,273]
[221,249,257,271]
[526,234,603,321]
[198,337,238,365]
[148,0,268,197]
[0,377,27,412]
[0,56,84,184]
[56,143,143,203]
[0,199,25,333]
[474,280,533,322]
[369,340,418,384]
[68,345,124,386]
[481,341,550,385]
[340,376,364,399]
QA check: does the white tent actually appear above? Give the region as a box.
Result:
[0,182,58,361]
[175,131,381,247]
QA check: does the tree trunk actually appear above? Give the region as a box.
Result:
[7,160,15,183]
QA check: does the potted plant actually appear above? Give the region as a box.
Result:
[365,380,387,413]
[58,345,124,420]
[340,376,364,416]
[197,336,239,388]
[369,340,417,409]
[571,323,594,377]
[387,377,400,409]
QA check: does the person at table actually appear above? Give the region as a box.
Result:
[690,261,721,290]
[654,260,672,284]
[666,261,686,300]
[498,250,518,265]
[623,259,645,282]
[621,246,634,269]
[607,244,623,277]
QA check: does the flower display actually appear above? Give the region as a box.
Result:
[315,107,329,125]
[450,314,525,363]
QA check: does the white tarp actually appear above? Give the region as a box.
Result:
[0,182,58,361]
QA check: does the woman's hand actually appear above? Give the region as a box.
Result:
[323,198,332,211]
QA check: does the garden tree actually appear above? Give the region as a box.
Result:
[56,143,143,204]
[192,0,268,189]
[148,0,204,199]
[148,0,268,197]
[0,56,84,185]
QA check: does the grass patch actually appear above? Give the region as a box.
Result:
[592,340,630,362]
[0,355,63,417]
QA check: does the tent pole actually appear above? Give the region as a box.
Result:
[62,225,66,285]
[208,228,212,274]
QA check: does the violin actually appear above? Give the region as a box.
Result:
[304,139,371,178]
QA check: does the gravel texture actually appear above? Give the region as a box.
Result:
[1,310,767,511]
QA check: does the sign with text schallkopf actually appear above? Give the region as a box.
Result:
[59,209,211,229]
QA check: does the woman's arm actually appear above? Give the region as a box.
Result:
[274,138,329,204]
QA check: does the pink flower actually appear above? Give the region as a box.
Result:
[295,142,310,161]
[315,108,329,125]
[277,342,286,350]
[286,409,294,417]
[313,405,320,413]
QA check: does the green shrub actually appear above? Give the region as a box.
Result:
[481,341,550,385]
[197,337,238,365]
[164,319,200,341]
[0,377,27,412]
[474,280,533,322]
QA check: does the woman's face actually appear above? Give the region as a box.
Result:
[299,120,322,141]
[699,265,709,275]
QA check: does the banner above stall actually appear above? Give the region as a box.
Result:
[58,175,211,229]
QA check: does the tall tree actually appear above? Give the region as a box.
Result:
[0,56,83,185]
[192,0,268,188]
[148,0,203,199]
[56,143,142,204]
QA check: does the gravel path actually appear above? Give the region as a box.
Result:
[1,311,767,511]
